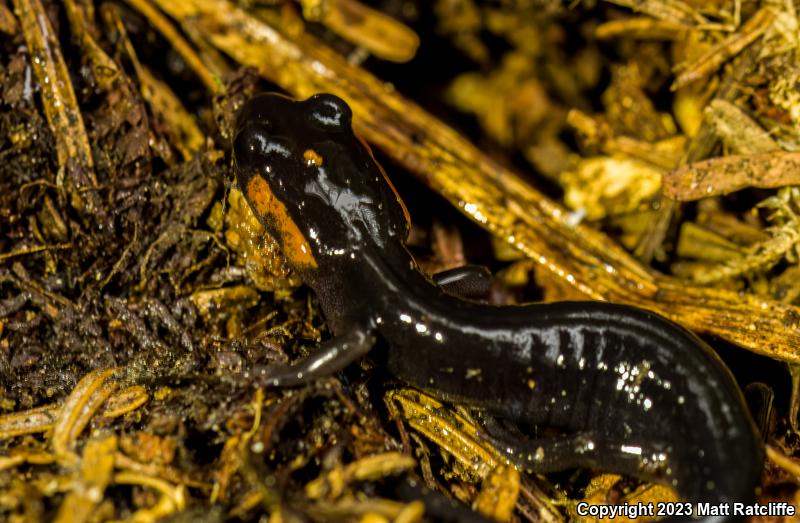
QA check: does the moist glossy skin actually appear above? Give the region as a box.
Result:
[233,93,763,521]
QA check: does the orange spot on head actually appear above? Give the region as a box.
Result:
[246,175,318,270]
[303,149,324,167]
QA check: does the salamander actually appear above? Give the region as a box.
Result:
[232,92,763,521]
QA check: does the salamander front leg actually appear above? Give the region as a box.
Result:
[251,326,376,387]
[433,265,493,300]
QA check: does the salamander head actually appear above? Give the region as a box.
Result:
[233,93,409,276]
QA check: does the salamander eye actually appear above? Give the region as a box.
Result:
[307,93,352,130]
[233,122,293,173]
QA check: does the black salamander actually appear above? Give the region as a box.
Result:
[232,92,763,521]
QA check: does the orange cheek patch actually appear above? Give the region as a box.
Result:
[246,175,318,270]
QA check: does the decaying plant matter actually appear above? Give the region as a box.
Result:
[1,0,800,521]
